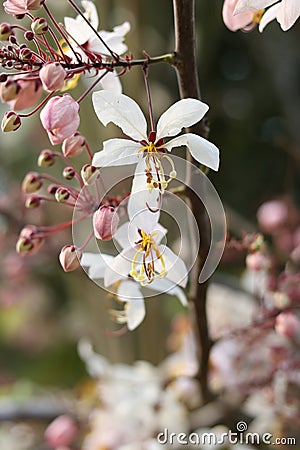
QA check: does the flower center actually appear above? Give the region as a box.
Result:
[252,9,264,24]
[138,142,177,192]
[129,229,166,285]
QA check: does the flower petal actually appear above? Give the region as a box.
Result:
[277,0,300,30]
[234,0,276,14]
[104,247,136,287]
[92,138,141,167]
[146,277,188,306]
[163,133,219,171]
[223,0,254,31]
[159,245,188,288]
[92,91,148,141]
[81,252,114,279]
[128,158,161,229]
[259,3,280,30]
[100,71,122,94]
[117,281,146,330]
[156,98,209,140]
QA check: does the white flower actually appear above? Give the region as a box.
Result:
[64,1,130,92]
[81,250,187,331]
[92,90,220,193]
[234,0,300,30]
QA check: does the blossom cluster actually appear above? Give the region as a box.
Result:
[0,0,220,330]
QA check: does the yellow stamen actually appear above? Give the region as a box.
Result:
[253,9,264,24]
[130,229,167,285]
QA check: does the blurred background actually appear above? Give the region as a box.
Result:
[0,0,299,448]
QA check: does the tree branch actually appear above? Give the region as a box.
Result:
[172,0,213,403]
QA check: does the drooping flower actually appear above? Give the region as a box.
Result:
[92,90,219,194]
[234,0,300,31]
[39,62,67,92]
[81,252,187,331]
[40,94,80,145]
[64,0,130,93]
[222,0,263,31]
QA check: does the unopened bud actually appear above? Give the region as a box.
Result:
[0,79,19,102]
[59,245,82,272]
[16,225,44,255]
[63,166,75,180]
[31,17,48,35]
[55,187,70,203]
[19,47,32,62]
[1,111,21,132]
[24,31,34,41]
[275,311,300,339]
[81,164,97,185]
[22,172,43,193]
[48,184,58,195]
[0,74,8,83]
[37,149,55,167]
[25,194,41,208]
[62,132,85,158]
[0,23,14,41]
[93,205,120,241]
[39,62,66,92]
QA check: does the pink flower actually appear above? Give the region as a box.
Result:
[93,205,120,240]
[246,251,270,271]
[257,200,288,234]
[222,0,256,31]
[4,0,42,15]
[2,77,43,112]
[275,311,300,338]
[39,62,66,92]
[59,245,82,272]
[44,415,78,448]
[40,94,80,145]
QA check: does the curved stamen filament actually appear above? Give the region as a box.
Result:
[130,230,166,285]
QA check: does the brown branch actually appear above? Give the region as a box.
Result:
[172,0,213,403]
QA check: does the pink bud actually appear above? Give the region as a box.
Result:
[1,110,21,132]
[222,0,254,31]
[39,62,66,92]
[40,94,80,145]
[7,77,43,112]
[257,200,288,234]
[22,172,43,193]
[246,251,270,271]
[0,23,14,41]
[275,311,300,339]
[44,415,78,448]
[4,0,42,15]
[59,245,82,272]
[93,205,120,240]
[16,225,44,255]
[62,132,85,158]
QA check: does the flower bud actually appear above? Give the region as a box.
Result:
[40,94,80,145]
[19,47,32,62]
[0,79,19,102]
[257,200,288,234]
[24,31,34,41]
[0,23,14,41]
[62,167,75,180]
[37,149,55,167]
[0,74,8,83]
[93,205,120,241]
[16,225,44,255]
[62,132,85,158]
[31,17,48,35]
[59,246,82,272]
[48,184,58,195]
[81,164,97,185]
[39,62,66,92]
[25,194,41,208]
[1,111,21,132]
[4,0,43,16]
[275,311,300,339]
[55,187,70,203]
[22,172,43,194]
[246,251,270,271]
